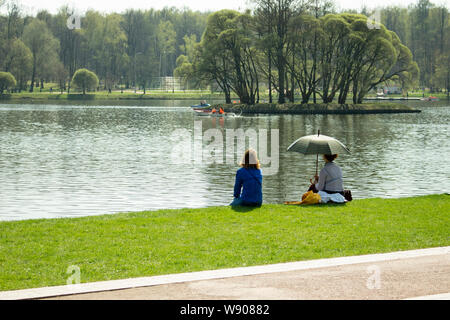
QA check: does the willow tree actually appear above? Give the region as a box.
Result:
[317,14,351,103]
[193,9,261,104]
[174,55,193,90]
[0,72,16,94]
[71,68,99,95]
[3,39,32,92]
[192,10,235,103]
[346,16,419,104]
[287,14,323,103]
[22,19,61,92]
[252,0,304,104]
[316,13,418,104]
[218,11,261,104]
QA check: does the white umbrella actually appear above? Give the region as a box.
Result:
[287,130,350,176]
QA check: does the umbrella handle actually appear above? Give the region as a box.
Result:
[316,130,320,177]
[315,153,318,177]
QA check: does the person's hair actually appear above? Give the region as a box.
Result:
[324,154,338,162]
[240,149,260,169]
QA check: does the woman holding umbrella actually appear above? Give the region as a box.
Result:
[309,154,344,196]
[287,130,352,201]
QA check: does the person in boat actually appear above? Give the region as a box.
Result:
[230,149,263,207]
[309,154,344,196]
[219,107,225,114]
[211,107,217,113]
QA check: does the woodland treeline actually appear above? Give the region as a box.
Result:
[0,0,448,104]
[0,1,208,92]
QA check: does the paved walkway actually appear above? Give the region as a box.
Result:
[1,247,449,300]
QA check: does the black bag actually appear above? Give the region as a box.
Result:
[344,190,352,202]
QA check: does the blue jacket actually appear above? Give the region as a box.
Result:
[233,168,263,204]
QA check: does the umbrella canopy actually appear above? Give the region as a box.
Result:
[287,130,350,175]
[287,133,350,155]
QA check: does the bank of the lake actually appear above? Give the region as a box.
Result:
[1,92,440,113]
[219,102,421,114]
[0,194,448,291]
[0,91,226,101]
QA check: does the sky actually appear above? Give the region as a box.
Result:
[2,0,448,15]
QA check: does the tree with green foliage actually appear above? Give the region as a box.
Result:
[193,10,262,104]
[433,54,450,98]
[193,10,236,103]
[0,71,16,94]
[174,55,193,90]
[22,19,61,92]
[158,20,176,77]
[71,68,99,95]
[4,39,32,91]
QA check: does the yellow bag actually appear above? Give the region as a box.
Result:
[299,191,321,205]
[284,191,321,205]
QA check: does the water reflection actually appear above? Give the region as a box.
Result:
[0,100,449,220]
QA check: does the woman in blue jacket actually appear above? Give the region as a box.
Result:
[230,149,263,207]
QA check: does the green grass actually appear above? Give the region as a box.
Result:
[2,86,448,103]
[0,90,228,101]
[365,92,449,99]
[0,194,449,291]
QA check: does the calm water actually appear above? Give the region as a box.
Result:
[0,100,449,221]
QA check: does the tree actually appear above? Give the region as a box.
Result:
[51,6,82,86]
[174,54,193,90]
[100,14,128,90]
[192,10,262,104]
[0,71,16,94]
[181,34,197,59]
[54,61,69,93]
[347,17,419,103]
[434,54,450,98]
[22,19,61,92]
[158,20,176,77]
[4,38,32,91]
[287,14,323,103]
[71,68,99,94]
[193,10,236,103]
[252,0,305,104]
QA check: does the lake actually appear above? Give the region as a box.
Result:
[0,100,449,221]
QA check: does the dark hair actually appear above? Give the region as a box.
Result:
[240,149,260,169]
[324,154,338,162]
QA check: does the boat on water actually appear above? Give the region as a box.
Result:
[420,96,439,101]
[191,103,211,109]
[191,100,211,109]
[193,109,239,117]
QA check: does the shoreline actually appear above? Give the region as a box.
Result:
[0,95,423,114]
[0,193,446,223]
[0,92,225,102]
[219,103,421,114]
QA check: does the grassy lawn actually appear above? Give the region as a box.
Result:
[0,91,228,101]
[365,92,449,99]
[0,194,449,291]
[1,86,448,103]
